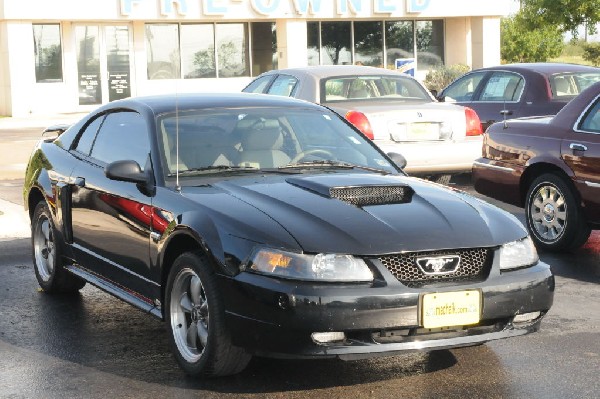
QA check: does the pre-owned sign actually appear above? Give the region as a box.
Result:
[119,0,431,17]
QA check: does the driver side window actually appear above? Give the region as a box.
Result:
[90,111,150,169]
[443,72,486,102]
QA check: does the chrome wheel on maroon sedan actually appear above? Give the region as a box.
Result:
[526,174,590,251]
[166,252,251,377]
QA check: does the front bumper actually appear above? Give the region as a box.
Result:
[376,137,483,175]
[220,259,554,359]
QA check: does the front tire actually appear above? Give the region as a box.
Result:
[525,173,590,251]
[31,201,85,293]
[165,251,251,377]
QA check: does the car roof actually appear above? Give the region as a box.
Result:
[102,93,323,115]
[478,63,600,75]
[270,65,413,79]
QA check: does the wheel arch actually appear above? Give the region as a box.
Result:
[27,186,46,221]
[158,229,216,319]
[519,163,580,207]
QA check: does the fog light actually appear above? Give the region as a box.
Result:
[311,332,346,344]
[513,311,541,323]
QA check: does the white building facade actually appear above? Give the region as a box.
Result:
[0,0,512,116]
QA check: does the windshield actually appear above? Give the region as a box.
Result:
[320,75,431,103]
[549,72,600,99]
[157,107,398,178]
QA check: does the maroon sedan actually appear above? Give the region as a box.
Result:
[439,63,600,130]
[473,81,600,251]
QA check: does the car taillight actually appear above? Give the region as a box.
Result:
[465,107,483,136]
[345,111,374,140]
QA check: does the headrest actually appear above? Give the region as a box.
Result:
[242,120,283,150]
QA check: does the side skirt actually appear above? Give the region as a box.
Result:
[65,264,163,319]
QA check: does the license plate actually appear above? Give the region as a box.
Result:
[421,290,481,329]
[407,123,440,140]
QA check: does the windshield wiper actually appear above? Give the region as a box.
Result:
[169,165,259,176]
[279,160,390,175]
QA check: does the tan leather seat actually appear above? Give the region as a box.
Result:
[238,120,290,168]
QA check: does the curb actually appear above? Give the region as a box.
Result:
[0,198,30,240]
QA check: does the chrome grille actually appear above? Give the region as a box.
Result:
[329,185,410,206]
[378,248,493,288]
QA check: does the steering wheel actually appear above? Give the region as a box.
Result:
[290,149,335,164]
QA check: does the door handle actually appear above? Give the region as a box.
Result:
[500,109,513,116]
[569,143,588,152]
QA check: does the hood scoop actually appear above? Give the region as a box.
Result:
[329,185,412,206]
[286,175,413,207]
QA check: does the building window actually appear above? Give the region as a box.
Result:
[307,22,320,66]
[320,22,352,65]
[146,23,255,79]
[251,22,277,75]
[146,24,180,79]
[33,24,63,83]
[308,20,444,71]
[354,21,383,67]
[385,21,414,69]
[182,24,215,78]
[416,20,444,70]
[216,23,249,78]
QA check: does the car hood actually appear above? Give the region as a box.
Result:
[182,173,526,255]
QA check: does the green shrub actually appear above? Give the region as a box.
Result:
[424,64,471,92]
[582,42,600,66]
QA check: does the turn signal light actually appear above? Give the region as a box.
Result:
[465,107,483,136]
[311,332,346,344]
[345,111,374,140]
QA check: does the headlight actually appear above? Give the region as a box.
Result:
[245,248,373,282]
[499,237,539,270]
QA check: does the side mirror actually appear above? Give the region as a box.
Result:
[430,89,438,98]
[105,160,147,184]
[387,152,407,169]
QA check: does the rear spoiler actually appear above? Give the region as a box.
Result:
[42,124,71,138]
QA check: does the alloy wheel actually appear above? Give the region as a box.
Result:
[529,184,567,242]
[33,215,55,282]
[169,267,210,363]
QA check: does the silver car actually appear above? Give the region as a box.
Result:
[243,65,483,183]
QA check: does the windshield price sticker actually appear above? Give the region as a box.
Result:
[421,290,481,329]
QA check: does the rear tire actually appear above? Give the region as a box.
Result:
[165,251,251,377]
[31,201,85,293]
[525,173,590,251]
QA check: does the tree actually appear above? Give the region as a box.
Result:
[501,14,564,63]
[521,0,600,38]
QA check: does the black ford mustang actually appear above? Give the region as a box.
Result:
[24,93,554,377]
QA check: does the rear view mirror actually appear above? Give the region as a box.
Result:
[387,152,407,169]
[105,160,147,184]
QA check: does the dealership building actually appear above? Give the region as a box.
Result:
[0,0,512,116]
